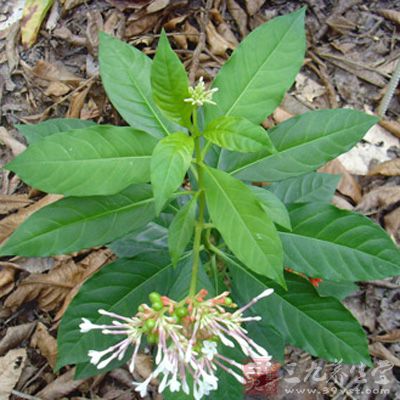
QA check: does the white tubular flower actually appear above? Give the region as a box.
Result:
[80,288,273,399]
[184,76,219,107]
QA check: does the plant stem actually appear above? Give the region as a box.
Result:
[189,109,206,297]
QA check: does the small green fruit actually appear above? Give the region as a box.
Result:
[145,319,156,330]
[149,292,161,304]
[147,333,158,344]
[225,297,233,305]
[152,301,163,311]
[175,307,188,318]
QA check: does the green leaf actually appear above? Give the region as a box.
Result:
[0,184,155,256]
[151,133,194,214]
[16,118,95,144]
[6,125,157,196]
[221,109,379,181]
[203,116,276,153]
[99,32,178,138]
[168,196,197,265]
[248,185,291,230]
[202,166,284,286]
[280,203,400,281]
[203,8,306,125]
[268,172,340,203]
[109,217,170,258]
[317,280,359,300]
[151,30,191,126]
[229,260,371,365]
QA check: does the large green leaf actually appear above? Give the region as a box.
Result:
[168,196,197,265]
[109,216,170,258]
[151,30,191,126]
[99,32,178,137]
[203,8,305,125]
[151,133,194,213]
[248,185,291,230]
[58,252,213,379]
[16,118,95,144]
[202,166,284,286]
[268,172,340,203]
[220,109,378,181]
[280,203,400,281]
[6,126,157,196]
[203,116,276,153]
[229,259,371,365]
[0,184,155,256]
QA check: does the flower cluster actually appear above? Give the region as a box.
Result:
[79,288,273,399]
[184,76,219,107]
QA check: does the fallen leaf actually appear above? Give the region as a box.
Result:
[0,127,26,156]
[369,159,400,176]
[227,0,248,37]
[206,22,234,56]
[30,60,81,83]
[164,15,186,30]
[295,73,326,103]
[0,323,36,356]
[36,368,85,400]
[0,265,16,298]
[369,342,400,367]
[13,256,56,274]
[372,329,400,343]
[0,194,32,214]
[55,249,114,320]
[125,13,159,37]
[319,159,362,204]
[0,194,62,244]
[30,323,57,368]
[216,21,238,48]
[67,84,91,118]
[356,186,400,214]
[378,9,400,26]
[21,0,54,48]
[4,258,81,311]
[384,207,400,243]
[245,0,265,16]
[44,81,71,97]
[86,10,103,54]
[61,0,86,11]
[0,348,27,399]
[183,21,199,44]
[146,0,169,13]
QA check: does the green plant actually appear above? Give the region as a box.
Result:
[2,7,400,399]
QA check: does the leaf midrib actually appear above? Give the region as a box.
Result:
[225,12,302,117]
[230,118,367,175]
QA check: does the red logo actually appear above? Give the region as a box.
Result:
[244,359,280,396]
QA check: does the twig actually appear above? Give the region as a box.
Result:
[377,58,400,117]
[11,390,42,400]
[189,0,213,83]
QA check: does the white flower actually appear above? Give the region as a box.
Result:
[184,76,219,107]
[80,287,274,399]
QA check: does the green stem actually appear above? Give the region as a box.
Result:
[189,109,206,297]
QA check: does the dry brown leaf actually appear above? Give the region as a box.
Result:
[245,0,265,16]
[0,127,26,156]
[0,265,16,299]
[272,107,293,124]
[206,22,234,56]
[319,159,362,204]
[61,0,86,11]
[0,194,32,214]
[30,60,81,84]
[0,323,36,356]
[356,186,400,213]
[146,0,169,13]
[0,349,27,398]
[67,85,91,118]
[227,0,248,37]
[164,15,186,30]
[369,159,400,176]
[86,10,104,54]
[5,258,81,311]
[0,194,62,244]
[385,207,400,243]
[44,81,71,97]
[372,329,400,343]
[30,322,57,368]
[125,13,159,37]
[183,21,199,45]
[216,22,238,48]
[20,0,54,48]
[172,33,188,50]
[378,9,400,26]
[36,368,85,400]
[55,249,114,320]
[369,342,400,367]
